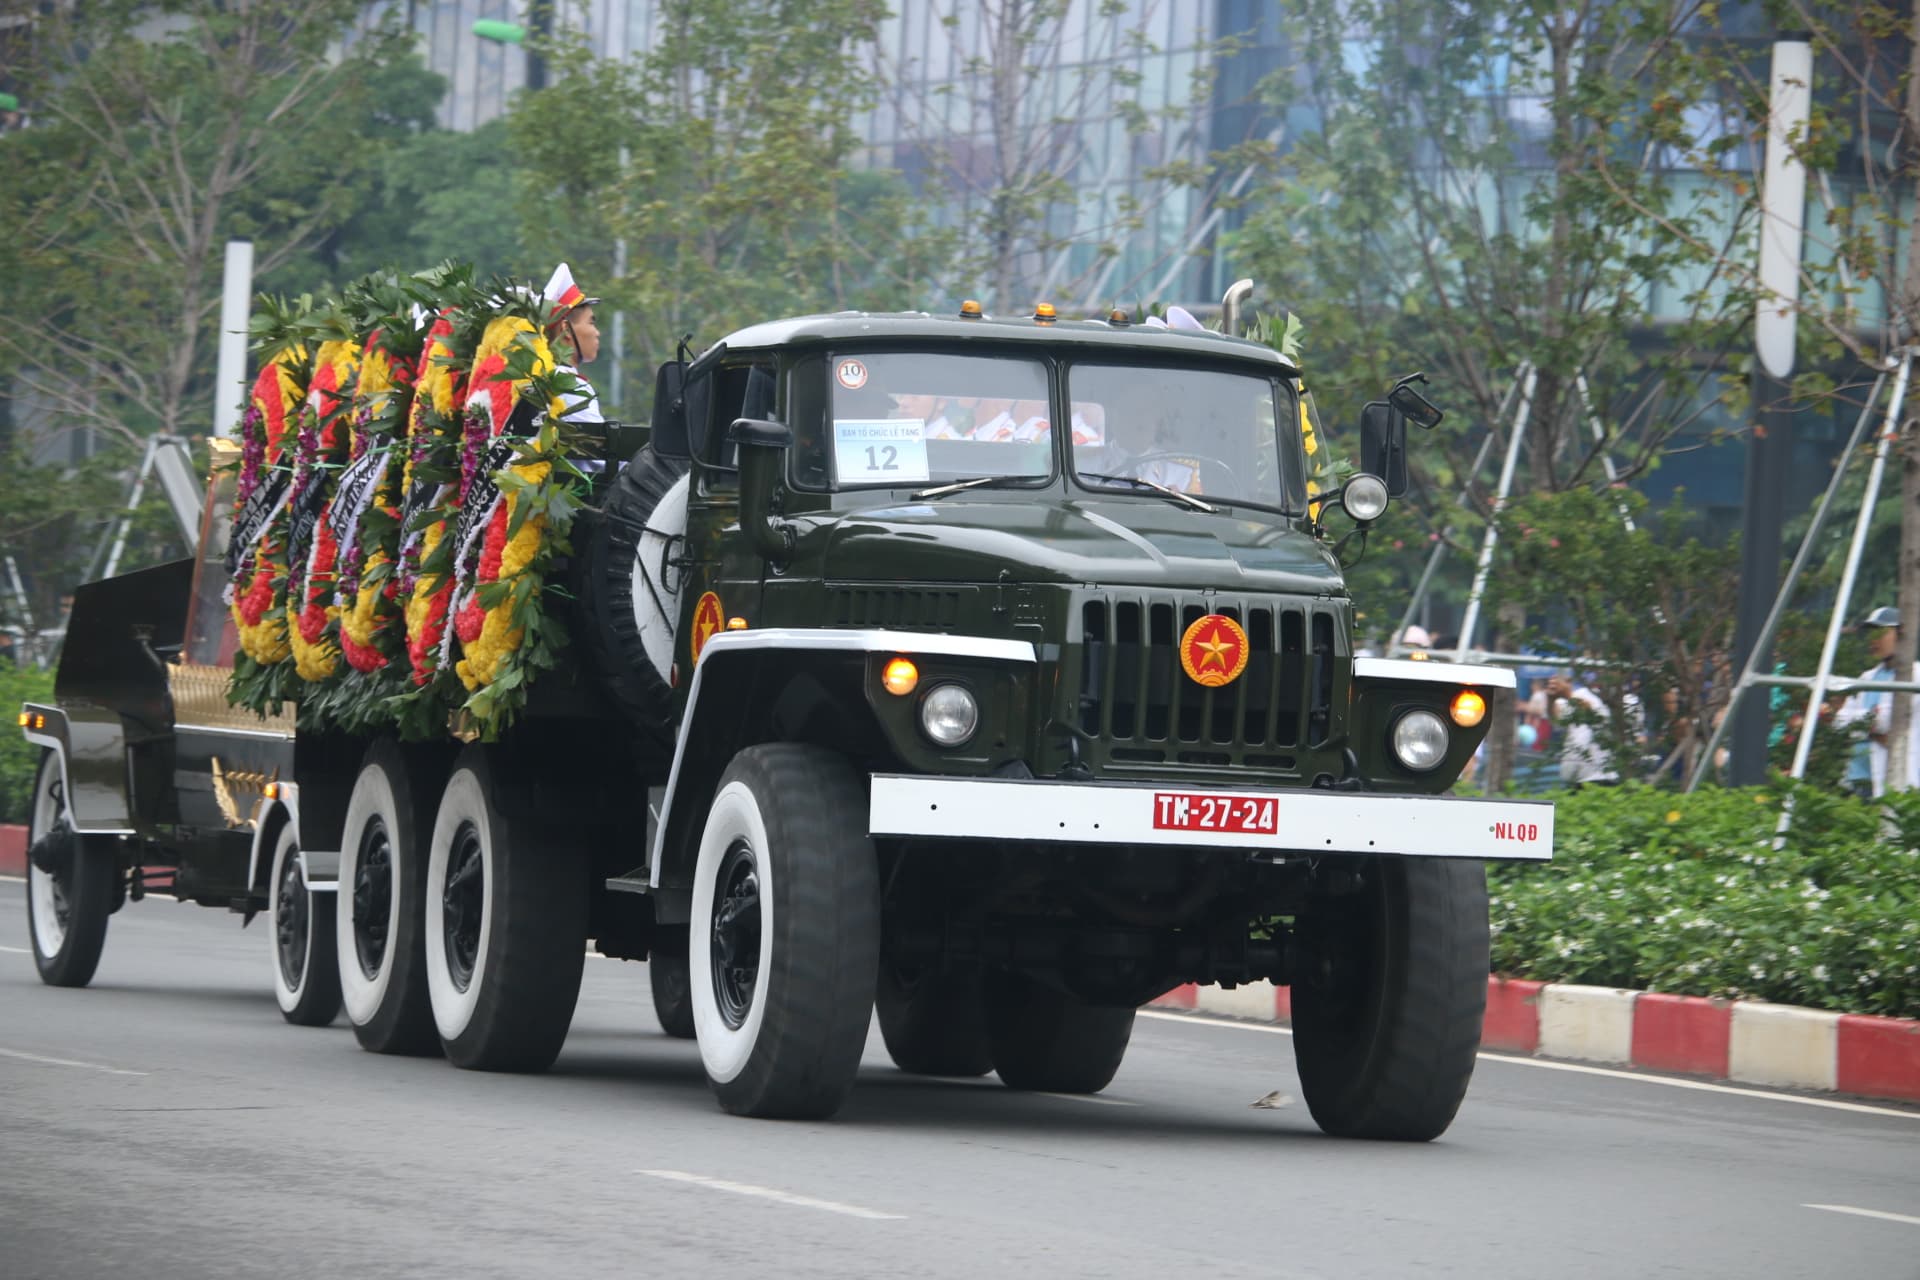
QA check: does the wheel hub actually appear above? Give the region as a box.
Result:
[352,819,393,981]
[709,840,762,1030]
[442,823,485,993]
[276,853,309,988]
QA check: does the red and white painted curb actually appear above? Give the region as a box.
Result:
[1152,978,1920,1107]
[0,823,24,878]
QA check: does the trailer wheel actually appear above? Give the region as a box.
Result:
[1290,857,1489,1142]
[336,741,441,1056]
[649,938,696,1039]
[424,747,587,1071]
[268,824,341,1027]
[876,966,994,1077]
[985,973,1134,1094]
[24,752,115,989]
[689,744,879,1119]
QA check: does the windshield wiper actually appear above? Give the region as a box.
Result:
[1077,472,1218,513]
[911,475,1038,500]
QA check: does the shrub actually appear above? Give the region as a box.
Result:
[1489,782,1920,1019]
[0,664,56,825]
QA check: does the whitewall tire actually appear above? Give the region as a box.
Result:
[335,741,441,1055]
[424,747,586,1071]
[687,744,879,1119]
[24,751,115,989]
[269,823,341,1027]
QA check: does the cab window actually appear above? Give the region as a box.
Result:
[796,350,1054,490]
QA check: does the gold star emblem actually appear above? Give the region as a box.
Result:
[1195,627,1235,670]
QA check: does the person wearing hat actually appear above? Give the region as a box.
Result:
[1837,606,1920,797]
[542,262,604,425]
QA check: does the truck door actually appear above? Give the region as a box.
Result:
[679,355,779,670]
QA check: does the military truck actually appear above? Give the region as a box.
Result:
[19,299,1552,1139]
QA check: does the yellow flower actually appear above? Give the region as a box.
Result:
[1666,810,1682,824]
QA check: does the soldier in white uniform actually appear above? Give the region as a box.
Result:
[542,262,604,425]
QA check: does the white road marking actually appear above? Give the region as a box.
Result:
[1804,1204,1920,1228]
[0,1047,148,1076]
[0,944,31,954]
[636,1169,904,1220]
[1036,1091,1138,1107]
[1137,1009,1920,1121]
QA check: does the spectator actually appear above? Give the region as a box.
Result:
[1647,686,1699,786]
[1534,670,1641,787]
[1836,606,1920,797]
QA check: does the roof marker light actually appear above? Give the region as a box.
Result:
[1034,303,1057,324]
[1108,308,1131,326]
[959,299,983,318]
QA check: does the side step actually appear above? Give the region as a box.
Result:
[605,866,651,896]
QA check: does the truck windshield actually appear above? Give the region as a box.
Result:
[1066,363,1302,514]
[821,351,1054,490]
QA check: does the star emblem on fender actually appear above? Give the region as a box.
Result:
[1179,612,1250,688]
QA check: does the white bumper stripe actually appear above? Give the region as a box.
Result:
[868,776,1553,861]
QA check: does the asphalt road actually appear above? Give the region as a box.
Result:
[2,876,1916,1280]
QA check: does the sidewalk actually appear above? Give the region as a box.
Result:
[1152,978,1920,1106]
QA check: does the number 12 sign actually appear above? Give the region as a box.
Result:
[834,419,931,485]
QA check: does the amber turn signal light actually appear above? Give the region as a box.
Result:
[882,658,920,696]
[1450,689,1487,728]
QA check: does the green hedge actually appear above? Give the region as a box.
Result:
[1491,783,1920,1020]
[0,664,55,825]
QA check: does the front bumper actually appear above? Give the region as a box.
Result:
[868,775,1552,861]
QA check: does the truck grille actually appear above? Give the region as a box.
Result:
[1076,596,1342,764]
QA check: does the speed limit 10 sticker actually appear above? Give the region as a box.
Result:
[835,358,868,390]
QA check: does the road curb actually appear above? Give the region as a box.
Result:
[1150,977,1920,1105]
[0,823,23,877]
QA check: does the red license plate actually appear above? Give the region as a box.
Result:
[1151,792,1278,835]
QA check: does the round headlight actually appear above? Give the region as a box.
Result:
[919,684,979,747]
[1391,708,1449,771]
[1343,474,1389,523]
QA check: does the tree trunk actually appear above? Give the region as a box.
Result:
[1882,0,1920,792]
[1481,601,1526,792]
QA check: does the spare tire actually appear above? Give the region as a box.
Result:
[577,446,691,756]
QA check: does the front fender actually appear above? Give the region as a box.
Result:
[647,628,1037,898]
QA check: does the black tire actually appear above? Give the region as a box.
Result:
[689,744,880,1119]
[649,938,696,1039]
[336,740,442,1056]
[577,446,690,754]
[424,746,588,1072]
[985,972,1134,1093]
[269,823,342,1027]
[1290,857,1489,1142]
[24,752,115,989]
[877,966,994,1077]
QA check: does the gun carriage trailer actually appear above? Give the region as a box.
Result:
[19,300,1552,1139]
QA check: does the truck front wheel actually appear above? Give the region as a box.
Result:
[985,972,1134,1094]
[1290,857,1489,1142]
[423,747,588,1071]
[24,752,115,989]
[269,824,341,1026]
[336,741,441,1056]
[689,744,880,1119]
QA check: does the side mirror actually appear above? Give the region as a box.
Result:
[650,360,690,458]
[1388,377,1444,429]
[1359,402,1410,498]
[730,417,794,564]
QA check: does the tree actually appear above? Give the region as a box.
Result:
[0,0,419,453]
[508,1,957,401]
[1575,4,1920,785]
[871,1,1274,311]
[1235,0,1757,786]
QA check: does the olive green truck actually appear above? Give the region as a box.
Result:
[19,303,1552,1140]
